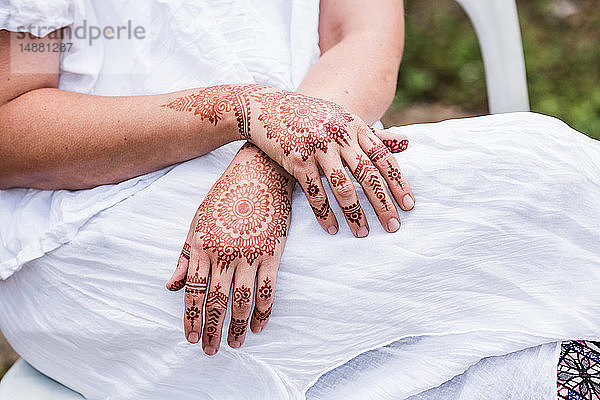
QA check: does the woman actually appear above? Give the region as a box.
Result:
[1,1,599,399]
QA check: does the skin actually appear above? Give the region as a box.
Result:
[167,0,413,355]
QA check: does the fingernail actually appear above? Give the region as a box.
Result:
[356,227,369,238]
[205,347,217,356]
[230,341,241,348]
[188,332,199,343]
[387,217,400,232]
[402,195,415,210]
[327,226,338,235]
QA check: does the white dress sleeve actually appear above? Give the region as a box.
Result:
[0,0,74,36]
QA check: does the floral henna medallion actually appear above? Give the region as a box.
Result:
[330,168,348,188]
[185,272,207,295]
[195,151,291,273]
[258,91,354,160]
[382,138,409,153]
[386,160,406,190]
[258,277,273,300]
[305,175,320,197]
[162,84,263,139]
[342,201,363,225]
[230,318,248,339]
[233,285,252,308]
[186,299,201,329]
[253,304,272,323]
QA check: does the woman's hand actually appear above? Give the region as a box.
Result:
[163,85,414,238]
[165,143,294,355]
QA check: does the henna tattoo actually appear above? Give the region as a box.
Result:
[368,174,389,211]
[386,160,406,190]
[366,137,392,163]
[382,138,409,153]
[330,168,348,188]
[186,299,201,329]
[170,278,187,291]
[233,285,252,308]
[352,155,378,185]
[342,201,363,224]
[311,198,330,220]
[258,277,273,300]
[230,318,248,339]
[180,242,191,260]
[195,151,291,273]
[258,92,354,160]
[253,304,272,323]
[185,272,207,295]
[162,84,263,139]
[206,283,229,309]
[305,175,320,197]
[205,308,222,344]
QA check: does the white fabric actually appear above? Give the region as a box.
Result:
[2,1,600,399]
[1,112,600,400]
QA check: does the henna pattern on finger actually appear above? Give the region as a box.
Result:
[205,283,229,344]
[258,92,354,160]
[180,242,191,260]
[366,136,393,163]
[206,283,229,310]
[330,169,348,188]
[194,151,291,273]
[185,273,207,295]
[368,174,389,211]
[342,201,363,225]
[253,304,272,323]
[170,278,187,291]
[311,198,330,220]
[352,155,379,185]
[186,299,201,329]
[233,285,252,308]
[258,277,273,300]
[162,84,263,139]
[230,318,248,339]
[386,160,406,190]
[205,308,222,344]
[382,138,409,153]
[305,175,320,197]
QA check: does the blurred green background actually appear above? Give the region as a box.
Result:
[383,0,600,140]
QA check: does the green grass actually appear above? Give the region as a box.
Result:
[397,0,600,140]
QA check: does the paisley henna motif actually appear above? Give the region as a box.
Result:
[194,151,291,273]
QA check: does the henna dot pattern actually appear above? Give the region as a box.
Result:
[342,201,363,225]
[386,160,406,190]
[253,304,272,323]
[185,272,207,295]
[233,285,252,308]
[366,137,393,163]
[162,84,263,139]
[195,152,291,273]
[311,198,330,220]
[258,92,354,160]
[186,299,201,329]
[258,277,273,300]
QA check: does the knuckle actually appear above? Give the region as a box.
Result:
[335,181,356,198]
[307,191,327,206]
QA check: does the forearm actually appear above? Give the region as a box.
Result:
[297,32,403,125]
[0,87,239,190]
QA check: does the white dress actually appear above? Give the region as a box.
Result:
[1,1,600,399]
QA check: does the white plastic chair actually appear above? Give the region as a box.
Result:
[0,1,530,398]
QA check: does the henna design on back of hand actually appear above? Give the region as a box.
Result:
[258,92,354,160]
[194,151,291,273]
